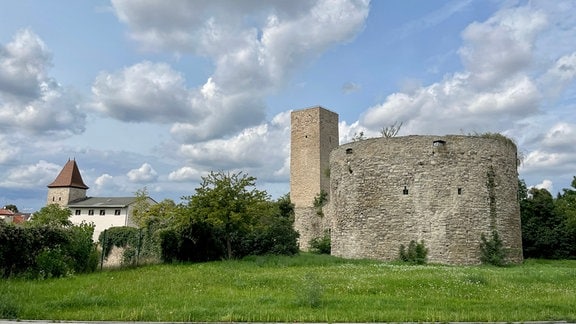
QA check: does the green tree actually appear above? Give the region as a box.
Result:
[4,204,18,213]
[518,179,528,202]
[521,187,570,258]
[132,193,177,229]
[555,176,576,256]
[130,187,154,228]
[184,171,268,259]
[28,204,72,227]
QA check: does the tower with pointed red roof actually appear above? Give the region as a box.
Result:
[46,159,89,207]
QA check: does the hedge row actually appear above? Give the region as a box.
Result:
[0,222,98,278]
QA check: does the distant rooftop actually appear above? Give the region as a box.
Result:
[47,159,89,189]
[67,197,141,207]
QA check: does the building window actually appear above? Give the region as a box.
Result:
[99,210,105,216]
[346,148,353,154]
[75,210,81,215]
[88,209,94,215]
[114,209,121,215]
[403,186,409,195]
[458,188,463,195]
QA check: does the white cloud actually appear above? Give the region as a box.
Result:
[0,135,20,164]
[175,110,291,182]
[540,52,576,98]
[91,173,126,196]
[534,179,554,192]
[127,163,158,183]
[0,160,60,189]
[522,150,576,174]
[360,5,549,136]
[459,6,547,88]
[106,0,369,141]
[168,166,201,182]
[541,122,576,150]
[0,29,51,100]
[0,29,86,136]
[89,61,201,123]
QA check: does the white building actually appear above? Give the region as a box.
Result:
[47,159,156,240]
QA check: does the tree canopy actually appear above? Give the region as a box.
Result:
[520,178,575,259]
[183,171,269,259]
[28,204,72,227]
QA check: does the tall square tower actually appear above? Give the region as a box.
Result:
[290,106,339,208]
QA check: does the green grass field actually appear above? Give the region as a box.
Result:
[1,254,575,322]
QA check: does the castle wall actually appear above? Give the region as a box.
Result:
[290,106,338,249]
[328,135,523,265]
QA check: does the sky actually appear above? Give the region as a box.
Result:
[1,0,575,213]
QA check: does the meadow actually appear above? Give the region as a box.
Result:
[1,254,575,322]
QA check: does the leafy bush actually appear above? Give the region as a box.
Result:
[309,231,331,254]
[67,222,98,273]
[399,240,428,265]
[158,227,180,263]
[0,222,97,278]
[34,248,71,279]
[480,230,507,266]
[313,190,328,216]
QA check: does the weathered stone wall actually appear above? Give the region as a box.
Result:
[290,106,338,249]
[327,135,523,265]
[46,187,87,207]
[293,207,332,250]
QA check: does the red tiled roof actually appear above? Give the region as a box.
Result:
[47,159,89,189]
[0,208,15,216]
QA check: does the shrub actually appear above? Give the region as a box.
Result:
[0,222,97,278]
[399,240,428,265]
[480,230,507,266]
[158,227,180,263]
[313,190,328,216]
[34,248,72,279]
[309,231,331,254]
[295,272,324,308]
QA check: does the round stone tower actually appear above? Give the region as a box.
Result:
[327,135,523,265]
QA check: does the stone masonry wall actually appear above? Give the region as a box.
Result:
[327,135,523,265]
[291,106,338,249]
[47,187,87,207]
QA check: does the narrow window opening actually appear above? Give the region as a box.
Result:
[88,209,94,216]
[114,209,121,215]
[403,186,409,195]
[75,210,81,215]
[58,197,61,201]
[433,140,446,147]
[99,209,105,216]
[458,188,462,195]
